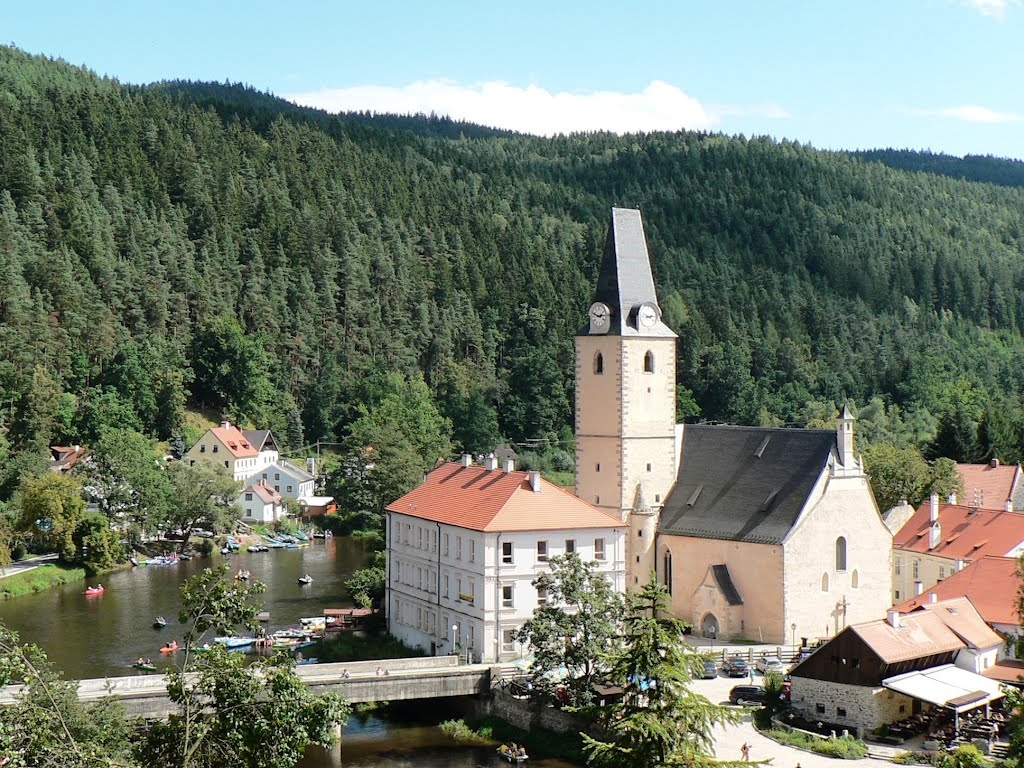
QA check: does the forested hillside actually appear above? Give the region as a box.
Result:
[3,45,1024,497]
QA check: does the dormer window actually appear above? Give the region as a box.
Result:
[643,350,655,373]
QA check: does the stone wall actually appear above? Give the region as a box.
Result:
[790,676,914,737]
[477,688,588,735]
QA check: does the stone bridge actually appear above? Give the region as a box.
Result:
[0,655,496,719]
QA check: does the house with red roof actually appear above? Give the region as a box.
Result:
[184,420,261,481]
[239,479,286,523]
[50,445,88,474]
[895,556,1020,658]
[385,455,626,663]
[892,494,1024,603]
[956,459,1023,512]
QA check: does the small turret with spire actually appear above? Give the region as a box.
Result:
[833,404,864,477]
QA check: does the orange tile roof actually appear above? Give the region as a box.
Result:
[982,659,1024,683]
[956,462,1021,508]
[386,462,626,532]
[911,597,1003,650]
[852,611,965,664]
[893,502,1024,561]
[894,556,1020,626]
[209,425,258,458]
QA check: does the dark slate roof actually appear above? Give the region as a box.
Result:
[243,430,277,452]
[585,208,675,337]
[659,425,836,545]
[712,565,744,606]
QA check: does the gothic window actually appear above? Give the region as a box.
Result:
[821,572,829,592]
[851,569,859,589]
[643,350,655,373]
[594,352,604,375]
[663,550,673,595]
[835,537,847,572]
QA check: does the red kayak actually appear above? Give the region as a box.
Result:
[84,586,105,595]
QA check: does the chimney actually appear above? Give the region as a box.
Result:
[915,581,924,596]
[929,521,941,550]
[930,493,939,522]
[948,493,957,505]
[460,454,472,468]
[503,458,515,474]
[929,593,938,604]
[220,420,230,430]
[991,457,1000,468]
[887,609,901,629]
[529,471,541,493]
[485,454,498,471]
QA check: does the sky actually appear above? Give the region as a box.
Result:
[5,0,1024,159]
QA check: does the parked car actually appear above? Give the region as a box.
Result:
[729,685,767,706]
[725,656,751,677]
[193,529,214,538]
[701,660,719,679]
[755,655,784,674]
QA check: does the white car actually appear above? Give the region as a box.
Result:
[755,655,784,674]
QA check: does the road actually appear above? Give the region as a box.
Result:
[0,553,58,580]
[690,669,898,768]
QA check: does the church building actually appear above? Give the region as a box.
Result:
[575,208,893,645]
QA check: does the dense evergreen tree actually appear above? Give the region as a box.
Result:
[5,45,1024,490]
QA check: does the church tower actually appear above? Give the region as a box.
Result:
[575,208,678,588]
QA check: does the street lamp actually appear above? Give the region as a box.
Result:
[791,622,797,648]
[709,626,716,651]
[451,624,458,658]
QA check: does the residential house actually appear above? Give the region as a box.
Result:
[50,445,87,474]
[789,606,1005,736]
[255,458,314,500]
[895,556,1020,659]
[386,455,627,663]
[956,459,1024,512]
[574,208,893,645]
[184,421,259,481]
[239,480,286,524]
[891,495,1024,602]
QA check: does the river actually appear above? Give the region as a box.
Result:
[0,536,371,679]
[0,538,582,767]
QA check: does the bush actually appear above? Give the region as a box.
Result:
[894,752,931,765]
[762,729,868,760]
[439,719,491,743]
[195,538,214,556]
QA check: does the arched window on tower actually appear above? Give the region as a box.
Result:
[835,537,847,572]
[821,572,829,592]
[851,569,859,589]
[643,350,655,373]
[663,550,673,595]
[594,352,604,375]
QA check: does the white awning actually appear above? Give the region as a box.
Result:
[883,664,1005,712]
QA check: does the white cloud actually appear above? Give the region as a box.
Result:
[283,79,786,136]
[960,0,1018,19]
[910,104,1022,123]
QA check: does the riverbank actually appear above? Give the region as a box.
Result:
[441,715,586,764]
[0,563,86,600]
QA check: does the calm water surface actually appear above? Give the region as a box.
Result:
[0,539,582,767]
[0,536,370,678]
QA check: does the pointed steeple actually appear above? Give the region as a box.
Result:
[633,483,653,516]
[585,208,676,337]
[836,403,856,471]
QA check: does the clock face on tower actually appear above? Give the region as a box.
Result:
[638,302,659,328]
[588,302,611,334]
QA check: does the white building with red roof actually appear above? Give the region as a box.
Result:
[239,480,286,523]
[385,455,626,663]
[184,420,285,482]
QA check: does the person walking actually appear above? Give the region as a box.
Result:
[749,667,755,684]
[741,742,751,761]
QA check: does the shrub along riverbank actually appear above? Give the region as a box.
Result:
[439,716,585,763]
[0,564,86,600]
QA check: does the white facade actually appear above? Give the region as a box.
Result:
[254,461,314,500]
[239,487,286,523]
[386,511,626,663]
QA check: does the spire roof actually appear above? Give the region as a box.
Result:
[585,208,675,337]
